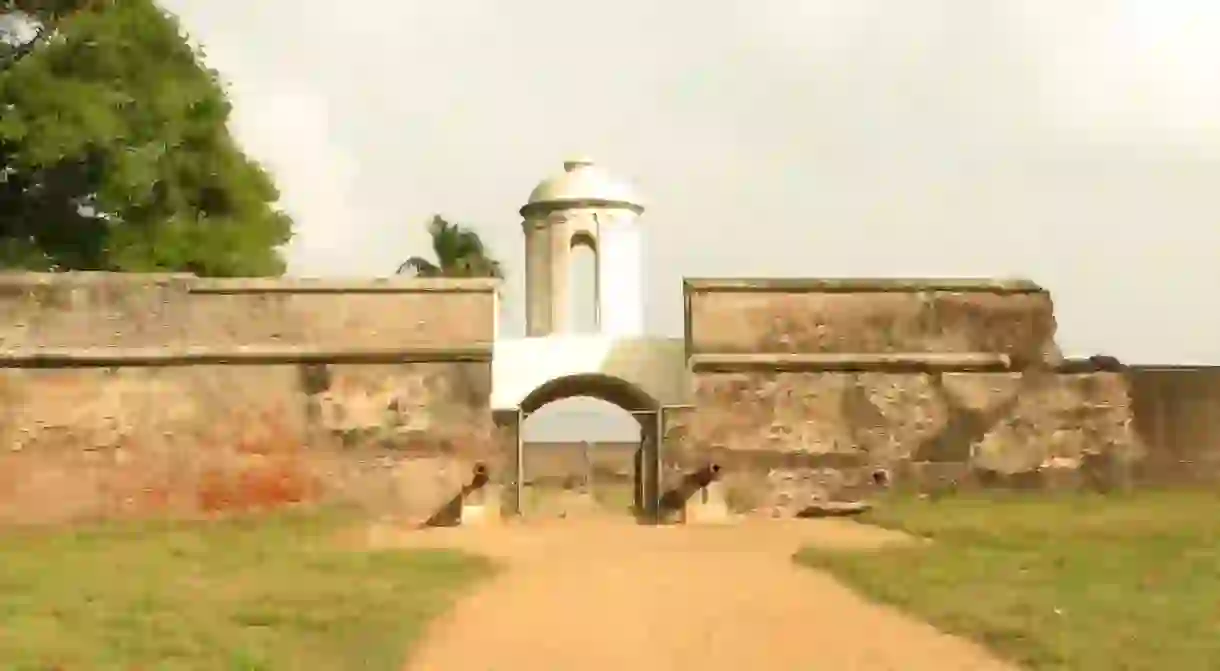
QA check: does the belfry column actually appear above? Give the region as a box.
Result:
[524,219,552,336]
[548,216,573,332]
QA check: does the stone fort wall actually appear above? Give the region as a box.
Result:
[665,279,1144,518]
[2,272,1213,526]
[0,273,498,525]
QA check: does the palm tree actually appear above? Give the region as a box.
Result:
[396,215,504,279]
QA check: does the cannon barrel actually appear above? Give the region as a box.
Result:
[469,462,490,490]
[693,462,722,488]
[871,468,890,488]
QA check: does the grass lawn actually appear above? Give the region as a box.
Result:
[0,510,493,670]
[796,491,1220,671]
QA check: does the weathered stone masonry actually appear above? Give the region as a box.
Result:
[663,279,1143,518]
[0,273,497,525]
[0,272,1163,526]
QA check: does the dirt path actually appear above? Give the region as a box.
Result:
[373,517,1016,671]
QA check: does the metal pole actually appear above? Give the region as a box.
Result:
[584,440,593,497]
[515,407,524,517]
[654,407,665,523]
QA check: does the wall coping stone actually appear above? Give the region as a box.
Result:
[683,277,1044,294]
[189,277,499,294]
[1129,365,1220,372]
[0,344,493,367]
[0,272,194,291]
[689,352,1013,372]
[0,272,499,294]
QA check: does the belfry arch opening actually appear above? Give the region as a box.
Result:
[517,373,662,521]
[568,232,598,333]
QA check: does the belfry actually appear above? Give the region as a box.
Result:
[519,158,647,336]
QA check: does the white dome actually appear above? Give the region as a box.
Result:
[522,158,644,213]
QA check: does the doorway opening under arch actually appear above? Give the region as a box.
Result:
[515,373,662,522]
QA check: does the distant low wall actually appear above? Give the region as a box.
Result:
[518,441,638,484]
[0,273,498,525]
[1129,366,1220,484]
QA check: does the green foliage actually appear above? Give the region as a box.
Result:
[0,0,292,275]
[399,214,504,279]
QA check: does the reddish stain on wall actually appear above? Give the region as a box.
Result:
[196,458,322,513]
[139,485,171,511]
[231,409,303,456]
[0,462,18,499]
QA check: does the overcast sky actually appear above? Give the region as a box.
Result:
[161,0,1220,439]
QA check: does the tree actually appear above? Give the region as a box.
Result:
[397,215,503,279]
[0,0,293,275]
[1,1,78,72]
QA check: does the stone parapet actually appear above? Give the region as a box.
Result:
[0,272,498,351]
[684,277,1058,366]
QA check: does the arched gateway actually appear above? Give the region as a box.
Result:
[522,373,662,518]
[519,372,659,415]
[492,337,688,521]
[490,159,688,521]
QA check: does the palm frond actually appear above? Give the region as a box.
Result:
[396,256,440,277]
[404,214,503,280]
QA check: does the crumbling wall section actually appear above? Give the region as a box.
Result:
[672,279,1142,517]
[0,273,497,525]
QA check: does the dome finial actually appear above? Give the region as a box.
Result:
[563,157,595,172]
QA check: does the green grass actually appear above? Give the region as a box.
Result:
[797,490,1220,671]
[0,510,493,670]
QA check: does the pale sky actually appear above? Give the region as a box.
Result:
[160,0,1220,439]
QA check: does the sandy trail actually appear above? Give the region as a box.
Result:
[373,517,1016,671]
